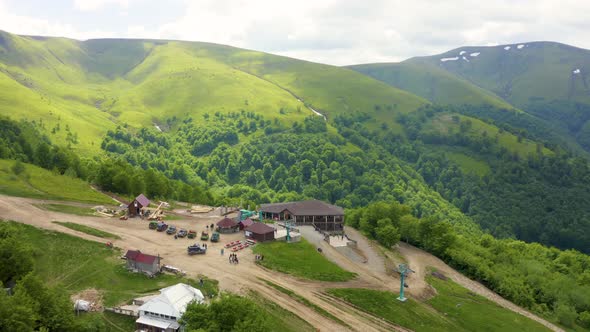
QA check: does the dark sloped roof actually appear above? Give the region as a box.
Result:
[245,222,275,234]
[217,217,238,228]
[135,194,150,207]
[125,250,141,260]
[260,200,344,216]
[239,218,254,227]
[125,250,159,264]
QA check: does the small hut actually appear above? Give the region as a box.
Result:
[238,218,254,230]
[216,217,238,234]
[125,250,160,276]
[245,222,275,242]
[128,194,150,218]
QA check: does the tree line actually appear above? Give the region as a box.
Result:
[0,116,213,204]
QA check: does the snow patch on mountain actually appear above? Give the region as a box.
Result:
[470,52,480,57]
[441,57,459,62]
[517,44,525,49]
[504,46,511,50]
[462,56,469,62]
[573,69,581,74]
[459,51,466,55]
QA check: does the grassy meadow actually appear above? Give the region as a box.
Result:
[349,61,512,108]
[252,238,357,282]
[52,221,121,239]
[38,204,97,216]
[0,159,113,204]
[327,274,550,332]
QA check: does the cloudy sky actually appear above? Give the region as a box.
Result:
[0,0,589,65]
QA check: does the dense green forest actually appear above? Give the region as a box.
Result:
[0,222,80,331]
[100,111,477,234]
[331,106,590,253]
[99,106,590,253]
[347,201,590,329]
[0,116,213,204]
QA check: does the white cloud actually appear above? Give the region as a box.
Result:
[73,0,130,11]
[2,0,590,65]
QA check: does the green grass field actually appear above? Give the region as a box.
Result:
[74,311,136,332]
[3,221,214,307]
[52,221,121,239]
[252,238,357,282]
[37,204,97,216]
[0,159,113,204]
[426,274,549,331]
[426,113,552,158]
[443,150,491,176]
[327,275,549,332]
[0,30,432,157]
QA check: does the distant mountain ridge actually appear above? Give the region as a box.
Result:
[349,41,590,153]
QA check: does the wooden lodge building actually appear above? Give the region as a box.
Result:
[259,200,344,232]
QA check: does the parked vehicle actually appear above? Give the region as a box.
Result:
[187,230,197,239]
[156,222,168,232]
[166,225,177,235]
[149,221,158,229]
[200,231,209,241]
[177,229,188,238]
[187,244,207,255]
[211,232,220,242]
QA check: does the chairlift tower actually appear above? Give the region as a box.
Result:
[397,264,414,302]
[284,220,294,242]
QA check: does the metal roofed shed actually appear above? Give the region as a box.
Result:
[260,200,345,232]
[244,222,275,242]
[136,283,204,332]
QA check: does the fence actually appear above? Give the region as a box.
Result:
[105,307,137,317]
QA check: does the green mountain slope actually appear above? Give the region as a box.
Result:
[348,61,512,108]
[350,41,590,153]
[0,30,427,153]
[411,42,590,108]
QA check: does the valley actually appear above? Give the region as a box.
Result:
[0,28,590,331]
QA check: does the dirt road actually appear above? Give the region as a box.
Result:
[0,194,561,332]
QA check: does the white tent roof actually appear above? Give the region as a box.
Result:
[136,315,179,329]
[138,283,204,318]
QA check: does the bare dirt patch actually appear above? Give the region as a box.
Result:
[70,288,103,312]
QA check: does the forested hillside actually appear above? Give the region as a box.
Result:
[2,30,590,328]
